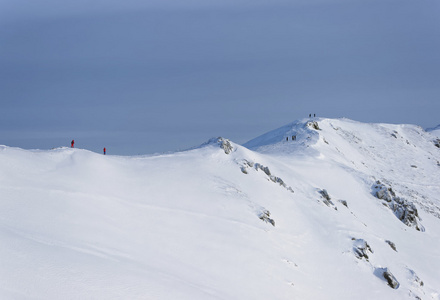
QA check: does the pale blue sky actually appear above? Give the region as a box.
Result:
[1,0,439,155]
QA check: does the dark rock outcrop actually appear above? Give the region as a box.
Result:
[338,200,348,208]
[318,189,335,208]
[241,160,294,193]
[372,181,424,231]
[352,238,373,261]
[306,121,320,130]
[385,240,397,252]
[374,267,400,289]
[383,269,400,289]
[259,210,275,226]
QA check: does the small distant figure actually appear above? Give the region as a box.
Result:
[286,137,288,141]
[314,113,316,117]
[103,147,106,155]
[71,140,74,148]
[292,135,296,141]
[309,114,311,118]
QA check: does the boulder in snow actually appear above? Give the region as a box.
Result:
[385,240,397,252]
[259,210,275,226]
[338,200,348,208]
[352,238,373,261]
[318,189,335,208]
[374,267,400,289]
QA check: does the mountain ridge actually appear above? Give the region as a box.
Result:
[0,118,439,299]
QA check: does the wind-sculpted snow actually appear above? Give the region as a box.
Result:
[1,118,440,299]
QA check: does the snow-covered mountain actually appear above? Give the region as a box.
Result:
[1,118,439,299]
[427,125,440,139]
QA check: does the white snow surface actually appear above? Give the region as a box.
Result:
[1,118,440,299]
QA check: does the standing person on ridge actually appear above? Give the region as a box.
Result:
[71,140,74,148]
[103,147,106,155]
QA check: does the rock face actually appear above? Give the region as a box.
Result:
[434,138,440,148]
[372,181,424,231]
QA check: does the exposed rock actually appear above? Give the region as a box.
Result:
[259,210,275,226]
[318,189,335,207]
[338,200,348,208]
[204,137,234,154]
[408,268,424,287]
[374,267,400,289]
[372,181,424,231]
[306,121,320,130]
[319,189,331,201]
[218,137,233,154]
[434,139,440,148]
[374,182,395,202]
[240,160,294,193]
[352,238,373,261]
[385,240,397,252]
[244,160,254,168]
[255,163,271,176]
[383,268,400,289]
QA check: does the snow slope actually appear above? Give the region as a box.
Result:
[1,118,440,299]
[427,125,440,139]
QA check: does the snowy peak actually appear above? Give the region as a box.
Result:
[427,124,440,138]
[243,118,323,153]
[244,117,440,219]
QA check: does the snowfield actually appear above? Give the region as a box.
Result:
[1,118,439,299]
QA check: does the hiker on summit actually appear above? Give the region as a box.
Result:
[103,147,106,155]
[71,140,74,148]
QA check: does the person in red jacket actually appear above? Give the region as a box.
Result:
[103,147,106,155]
[71,140,74,148]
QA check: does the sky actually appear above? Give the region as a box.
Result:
[1,0,439,155]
